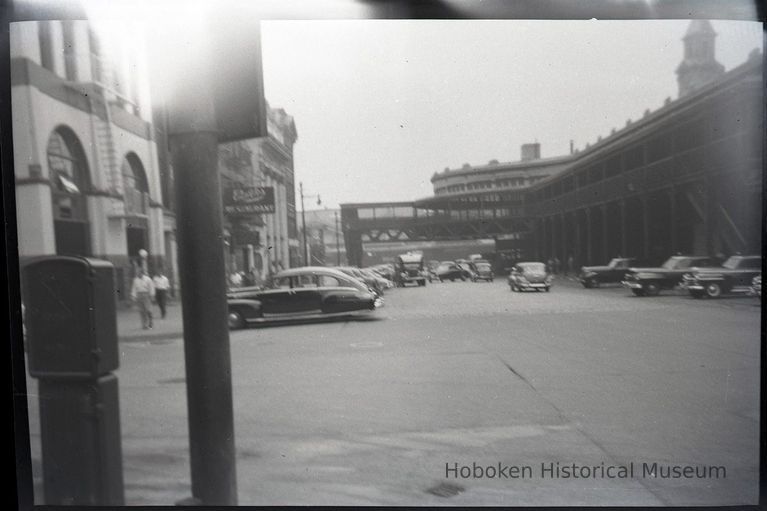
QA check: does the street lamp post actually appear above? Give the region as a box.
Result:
[299,182,320,266]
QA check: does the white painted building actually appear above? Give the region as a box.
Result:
[11,20,172,299]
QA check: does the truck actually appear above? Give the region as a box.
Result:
[394,252,427,287]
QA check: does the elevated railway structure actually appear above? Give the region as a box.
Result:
[341,49,762,269]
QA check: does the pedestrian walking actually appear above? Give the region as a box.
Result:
[153,270,171,319]
[131,268,155,329]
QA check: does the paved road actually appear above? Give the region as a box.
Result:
[25,278,760,506]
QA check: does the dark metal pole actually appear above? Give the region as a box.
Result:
[168,50,237,505]
[300,182,308,265]
[335,211,341,266]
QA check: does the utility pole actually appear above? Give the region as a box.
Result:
[335,211,341,266]
[300,182,307,266]
[299,182,320,266]
[168,35,237,506]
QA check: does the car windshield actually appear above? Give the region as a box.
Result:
[722,256,741,270]
[520,263,546,273]
[608,259,621,268]
[476,263,491,270]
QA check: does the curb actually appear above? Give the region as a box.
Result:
[119,331,184,344]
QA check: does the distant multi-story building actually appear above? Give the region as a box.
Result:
[218,103,299,280]
[431,143,570,197]
[11,20,171,299]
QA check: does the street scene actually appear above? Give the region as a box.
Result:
[7,1,763,508]
[26,277,760,506]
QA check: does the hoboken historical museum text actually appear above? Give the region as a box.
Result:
[445,462,727,480]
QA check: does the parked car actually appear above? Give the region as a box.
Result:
[681,255,762,298]
[393,252,427,287]
[425,260,441,282]
[508,262,553,292]
[361,268,393,293]
[456,260,477,280]
[750,274,761,300]
[227,267,382,329]
[436,261,466,282]
[336,266,385,296]
[621,255,713,296]
[473,260,495,282]
[579,258,637,288]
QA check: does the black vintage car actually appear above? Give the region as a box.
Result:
[508,262,553,292]
[436,261,466,282]
[579,258,636,288]
[621,255,713,296]
[227,267,382,329]
[473,260,495,282]
[681,255,762,298]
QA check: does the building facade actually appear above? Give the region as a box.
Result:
[530,47,762,267]
[11,20,170,299]
[218,104,300,281]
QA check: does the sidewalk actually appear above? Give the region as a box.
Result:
[118,300,184,342]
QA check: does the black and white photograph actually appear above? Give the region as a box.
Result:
[4,0,764,507]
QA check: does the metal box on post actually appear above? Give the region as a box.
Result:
[24,256,119,378]
[23,256,124,505]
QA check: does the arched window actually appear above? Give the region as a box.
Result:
[122,153,149,214]
[48,128,89,221]
[47,127,91,255]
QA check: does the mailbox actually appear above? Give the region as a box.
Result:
[24,256,119,378]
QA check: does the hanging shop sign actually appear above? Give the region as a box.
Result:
[224,186,275,215]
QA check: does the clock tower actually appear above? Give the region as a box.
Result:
[676,20,725,97]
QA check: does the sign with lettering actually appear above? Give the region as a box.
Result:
[224,186,275,215]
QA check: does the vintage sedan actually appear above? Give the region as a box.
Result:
[456,260,478,280]
[473,260,495,282]
[579,257,637,288]
[436,261,466,282]
[336,266,385,296]
[682,255,762,298]
[227,267,383,329]
[508,262,553,292]
[621,255,712,296]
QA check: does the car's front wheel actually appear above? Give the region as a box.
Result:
[631,289,645,297]
[228,310,245,330]
[705,282,722,298]
[643,282,660,296]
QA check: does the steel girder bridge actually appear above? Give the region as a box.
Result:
[340,194,534,267]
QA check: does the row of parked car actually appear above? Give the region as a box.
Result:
[427,259,495,282]
[226,265,393,329]
[578,254,762,299]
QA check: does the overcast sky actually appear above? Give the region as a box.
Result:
[260,20,762,209]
